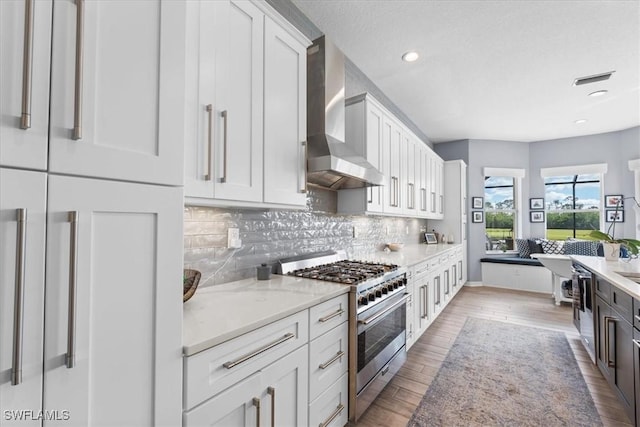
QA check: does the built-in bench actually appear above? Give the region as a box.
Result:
[480,256,552,294]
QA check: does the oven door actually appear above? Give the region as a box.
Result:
[356,293,408,392]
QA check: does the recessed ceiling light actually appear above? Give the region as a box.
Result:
[588,90,608,97]
[402,51,419,62]
[574,119,587,124]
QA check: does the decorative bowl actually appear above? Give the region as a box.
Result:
[183,269,201,302]
[387,243,404,251]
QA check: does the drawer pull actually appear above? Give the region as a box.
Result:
[319,351,344,370]
[319,308,344,323]
[319,403,344,427]
[633,339,640,349]
[604,316,615,368]
[20,0,34,129]
[635,315,640,322]
[66,211,79,369]
[204,104,213,181]
[359,295,408,325]
[72,0,85,140]
[223,333,295,369]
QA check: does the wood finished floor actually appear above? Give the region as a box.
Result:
[355,286,633,427]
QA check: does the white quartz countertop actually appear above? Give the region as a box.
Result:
[359,243,462,267]
[571,255,640,300]
[183,275,348,356]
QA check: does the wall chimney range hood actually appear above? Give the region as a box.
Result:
[306,36,384,190]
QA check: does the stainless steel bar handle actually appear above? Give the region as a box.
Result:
[368,187,373,204]
[204,104,213,181]
[20,0,34,129]
[72,0,85,140]
[319,404,344,427]
[458,260,463,280]
[359,295,408,325]
[66,211,79,368]
[11,209,27,385]
[633,339,640,349]
[267,387,275,427]
[407,183,412,209]
[421,188,426,211]
[635,314,640,322]
[299,141,307,193]
[604,316,614,368]
[223,333,295,369]
[220,110,228,183]
[252,397,261,427]
[319,351,344,370]
[440,195,444,214]
[431,192,436,213]
[452,265,457,286]
[419,286,424,319]
[318,308,344,323]
[396,177,400,207]
[424,285,429,319]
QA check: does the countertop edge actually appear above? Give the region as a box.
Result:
[183,287,349,356]
[571,255,640,300]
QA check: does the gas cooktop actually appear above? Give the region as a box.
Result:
[287,260,398,285]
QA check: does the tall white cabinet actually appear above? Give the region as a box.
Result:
[0,1,185,425]
[184,0,309,209]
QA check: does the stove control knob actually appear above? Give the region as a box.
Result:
[375,289,382,298]
[381,286,389,294]
[368,292,376,302]
[392,281,399,289]
[359,296,368,306]
[402,277,407,285]
[388,283,395,292]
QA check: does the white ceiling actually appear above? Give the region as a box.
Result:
[291,0,640,143]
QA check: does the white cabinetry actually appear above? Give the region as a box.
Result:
[183,294,349,427]
[185,0,309,208]
[0,0,52,170]
[338,93,444,218]
[0,169,47,427]
[1,0,185,185]
[411,260,433,349]
[1,2,185,424]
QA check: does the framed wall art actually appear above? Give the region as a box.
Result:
[472,197,484,209]
[530,211,545,223]
[606,209,624,222]
[604,195,623,208]
[529,198,544,210]
[472,211,484,223]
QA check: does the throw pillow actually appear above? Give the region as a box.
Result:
[528,239,544,256]
[515,238,531,258]
[540,239,565,255]
[564,240,599,256]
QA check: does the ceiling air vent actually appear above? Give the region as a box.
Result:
[573,71,615,86]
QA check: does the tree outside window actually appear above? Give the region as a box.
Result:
[544,174,600,239]
[484,176,515,250]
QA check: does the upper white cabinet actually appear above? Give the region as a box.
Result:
[0,0,52,170]
[0,0,185,185]
[338,93,444,218]
[185,0,309,208]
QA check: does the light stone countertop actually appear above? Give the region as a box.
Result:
[183,275,348,356]
[182,242,461,356]
[571,255,640,300]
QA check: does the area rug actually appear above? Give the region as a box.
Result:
[407,318,602,427]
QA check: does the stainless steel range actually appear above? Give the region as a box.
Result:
[277,251,408,423]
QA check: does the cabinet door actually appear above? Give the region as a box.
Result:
[261,345,308,427]
[610,317,635,420]
[212,0,264,202]
[0,0,51,170]
[48,0,185,186]
[43,176,183,426]
[263,16,307,206]
[365,101,384,213]
[382,116,403,215]
[0,168,46,427]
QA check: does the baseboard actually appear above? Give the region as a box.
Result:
[465,281,483,287]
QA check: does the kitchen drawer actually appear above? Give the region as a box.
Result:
[309,321,349,401]
[594,276,611,303]
[611,286,633,323]
[414,260,430,277]
[183,309,308,410]
[309,293,349,340]
[309,372,348,427]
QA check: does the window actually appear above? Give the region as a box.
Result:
[544,174,601,239]
[485,176,516,250]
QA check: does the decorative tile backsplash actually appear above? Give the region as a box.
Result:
[184,188,428,286]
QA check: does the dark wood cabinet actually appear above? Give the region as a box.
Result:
[634,327,640,426]
[594,276,635,423]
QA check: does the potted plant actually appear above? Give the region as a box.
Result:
[588,197,640,260]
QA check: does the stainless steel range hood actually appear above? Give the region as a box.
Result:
[306,36,384,190]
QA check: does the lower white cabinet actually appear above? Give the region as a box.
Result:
[183,293,349,427]
[184,345,308,427]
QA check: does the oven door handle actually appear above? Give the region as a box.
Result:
[358,294,408,326]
